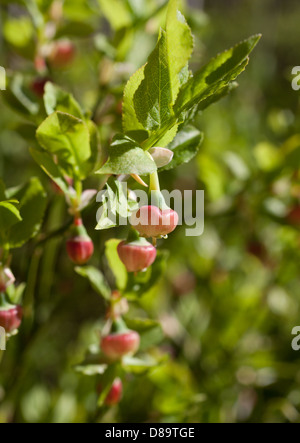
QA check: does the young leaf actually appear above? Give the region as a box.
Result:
[6,282,26,305]
[95,134,157,175]
[174,34,261,116]
[166,0,194,104]
[6,178,47,248]
[75,266,111,301]
[133,29,173,132]
[161,126,204,171]
[36,111,92,180]
[44,83,84,119]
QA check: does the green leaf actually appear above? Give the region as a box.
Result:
[75,266,111,301]
[86,120,103,172]
[30,147,72,195]
[133,29,173,132]
[166,0,194,104]
[96,202,118,230]
[105,239,127,290]
[130,1,193,140]
[182,82,238,125]
[6,282,26,305]
[95,134,157,175]
[161,126,204,171]
[123,66,146,133]
[36,111,92,180]
[6,178,47,248]
[44,83,84,119]
[0,201,22,245]
[174,34,261,116]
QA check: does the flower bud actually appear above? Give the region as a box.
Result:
[66,218,94,265]
[131,205,178,238]
[48,40,76,68]
[117,237,157,272]
[104,378,123,406]
[101,318,140,360]
[0,305,22,333]
[149,147,173,168]
[31,78,50,97]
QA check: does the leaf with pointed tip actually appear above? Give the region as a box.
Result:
[166,0,194,104]
[134,29,172,132]
[174,34,261,116]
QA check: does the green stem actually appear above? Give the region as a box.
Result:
[149,171,160,192]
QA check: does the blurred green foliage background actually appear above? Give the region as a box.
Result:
[1,0,300,423]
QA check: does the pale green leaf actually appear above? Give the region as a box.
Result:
[44,83,84,119]
[36,111,91,180]
[95,135,157,175]
[105,239,127,290]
